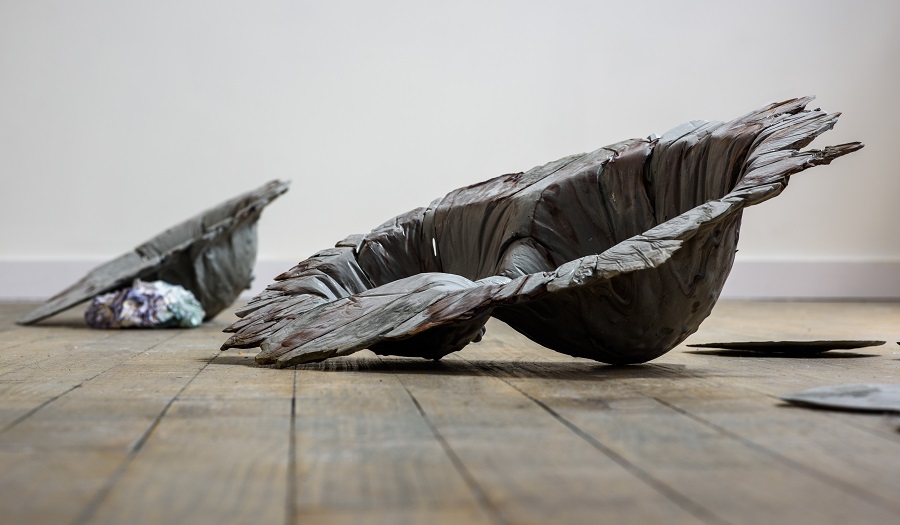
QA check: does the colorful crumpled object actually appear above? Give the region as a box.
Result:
[84,280,205,328]
[18,180,289,326]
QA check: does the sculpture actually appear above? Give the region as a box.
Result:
[18,180,290,325]
[222,98,861,367]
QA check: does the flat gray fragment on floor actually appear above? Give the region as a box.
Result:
[688,340,885,355]
[781,384,900,413]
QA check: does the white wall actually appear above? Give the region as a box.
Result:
[1,0,899,299]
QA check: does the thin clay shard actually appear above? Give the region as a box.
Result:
[223,98,862,367]
[687,340,886,355]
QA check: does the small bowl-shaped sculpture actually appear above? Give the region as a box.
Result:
[223,98,861,367]
[18,180,289,326]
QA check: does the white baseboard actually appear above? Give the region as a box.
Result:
[2,259,899,301]
[720,260,900,299]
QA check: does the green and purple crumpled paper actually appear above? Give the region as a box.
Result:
[84,280,205,328]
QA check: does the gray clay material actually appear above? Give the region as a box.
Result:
[222,98,862,368]
[18,180,290,325]
[781,384,900,413]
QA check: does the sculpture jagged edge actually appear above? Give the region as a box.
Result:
[222,98,861,367]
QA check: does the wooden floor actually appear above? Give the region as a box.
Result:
[0,301,899,525]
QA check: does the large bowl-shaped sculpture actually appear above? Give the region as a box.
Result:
[222,98,861,367]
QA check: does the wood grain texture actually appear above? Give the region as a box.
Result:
[83,359,294,525]
[289,359,496,525]
[465,325,900,524]
[1,301,900,525]
[17,180,289,325]
[0,307,214,525]
[387,357,709,525]
[224,98,862,367]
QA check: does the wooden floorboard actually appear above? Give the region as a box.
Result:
[289,358,496,525]
[457,348,899,524]
[82,353,294,525]
[0,300,898,525]
[390,357,707,525]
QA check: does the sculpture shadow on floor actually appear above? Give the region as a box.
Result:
[211,351,698,381]
[19,318,90,329]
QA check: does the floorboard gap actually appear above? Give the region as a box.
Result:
[71,347,217,525]
[652,396,900,513]
[285,366,297,525]
[476,364,732,525]
[389,360,509,525]
[0,331,182,436]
